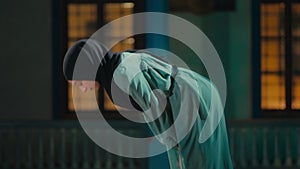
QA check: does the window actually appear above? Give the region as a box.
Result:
[55,0,145,118]
[260,3,286,110]
[253,0,300,117]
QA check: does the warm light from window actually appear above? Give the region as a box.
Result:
[292,4,300,109]
[260,3,286,110]
[66,2,135,112]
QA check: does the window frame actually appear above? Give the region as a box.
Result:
[252,0,300,118]
[53,0,145,119]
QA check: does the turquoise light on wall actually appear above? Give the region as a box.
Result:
[146,1,171,169]
[146,0,169,51]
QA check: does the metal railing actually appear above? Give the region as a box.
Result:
[0,119,299,169]
[227,119,300,169]
[0,120,148,169]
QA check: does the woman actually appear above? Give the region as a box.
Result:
[63,39,233,169]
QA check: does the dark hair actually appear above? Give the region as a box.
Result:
[63,39,87,80]
[63,39,110,81]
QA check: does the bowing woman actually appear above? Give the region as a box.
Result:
[63,39,233,169]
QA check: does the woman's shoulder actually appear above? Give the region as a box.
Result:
[112,52,143,93]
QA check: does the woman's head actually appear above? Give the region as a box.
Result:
[63,39,109,81]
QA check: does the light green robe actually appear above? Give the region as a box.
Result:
[113,52,233,169]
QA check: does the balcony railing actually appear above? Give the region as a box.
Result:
[228,119,300,169]
[0,120,148,169]
[0,119,299,169]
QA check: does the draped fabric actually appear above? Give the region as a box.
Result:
[113,52,233,169]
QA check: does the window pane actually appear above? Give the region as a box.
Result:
[292,76,300,109]
[292,4,300,109]
[261,74,286,109]
[68,82,99,111]
[68,4,97,45]
[103,3,135,111]
[260,3,286,110]
[67,4,98,111]
[103,3,135,52]
[261,40,285,72]
[261,3,285,37]
[66,2,136,112]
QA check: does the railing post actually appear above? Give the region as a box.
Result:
[105,130,112,169]
[93,129,101,169]
[48,129,55,169]
[274,128,281,167]
[0,130,3,169]
[297,127,300,167]
[251,128,258,167]
[82,131,90,169]
[14,129,20,169]
[71,129,78,169]
[116,130,124,169]
[262,128,269,167]
[229,128,235,168]
[128,130,135,169]
[60,128,66,169]
[38,129,44,169]
[93,145,101,169]
[26,129,33,169]
[2,129,10,169]
[240,128,247,168]
[285,128,292,167]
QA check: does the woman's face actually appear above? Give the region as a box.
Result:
[68,80,100,93]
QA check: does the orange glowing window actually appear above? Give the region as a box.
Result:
[66,2,136,112]
[260,3,286,110]
[260,2,300,112]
